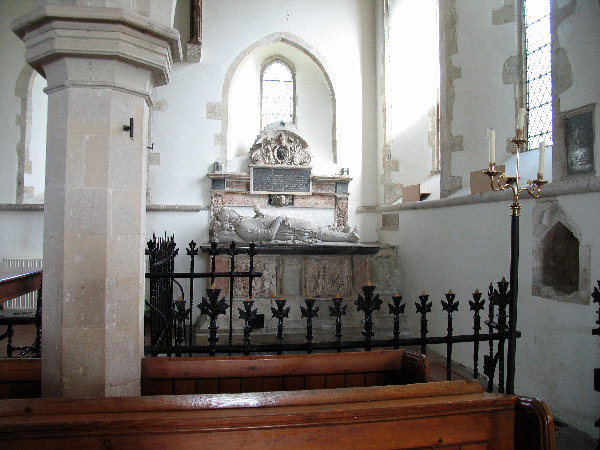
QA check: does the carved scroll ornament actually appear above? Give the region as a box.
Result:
[250,129,311,166]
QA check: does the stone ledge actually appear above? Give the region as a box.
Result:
[146,204,208,212]
[0,203,209,212]
[358,176,600,213]
[200,243,380,256]
[0,203,44,211]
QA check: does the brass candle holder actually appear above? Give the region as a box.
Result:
[484,137,547,217]
[482,133,547,395]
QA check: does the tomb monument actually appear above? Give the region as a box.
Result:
[201,124,402,344]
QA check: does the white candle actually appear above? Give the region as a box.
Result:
[517,108,526,138]
[538,141,545,178]
[488,128,496,165]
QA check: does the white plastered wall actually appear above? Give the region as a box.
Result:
[450,0,517,187]
[379,191,600,435]
[387,0,440,189]
[149,0,378,242]
[0,0,37,204]
[377,0,600,436]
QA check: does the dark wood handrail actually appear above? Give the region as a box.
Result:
[0,271,42,305]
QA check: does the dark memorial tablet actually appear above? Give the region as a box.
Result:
[565,110,594,176]
[251,166,312,194]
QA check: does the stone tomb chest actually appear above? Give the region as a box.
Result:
[198,243,402,345]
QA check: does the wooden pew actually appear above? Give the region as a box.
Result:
[0,350,427,399]
[0,379,554,449]
[141,349,429,395]
[0,358,41,399]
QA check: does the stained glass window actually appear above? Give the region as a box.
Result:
[261,60,294,127]
[525,0,553,150]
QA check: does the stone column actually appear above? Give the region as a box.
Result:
[12,3,181,397]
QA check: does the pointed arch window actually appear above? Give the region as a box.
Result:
[261,58,295,128]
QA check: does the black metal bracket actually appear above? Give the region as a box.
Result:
[123,118,134,138]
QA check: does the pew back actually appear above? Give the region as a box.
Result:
[141,349,428,395]
[0,380,554,449]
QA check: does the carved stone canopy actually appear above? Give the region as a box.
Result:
[250,123,311,166]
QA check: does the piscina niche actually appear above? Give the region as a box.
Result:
[532,200,590,304]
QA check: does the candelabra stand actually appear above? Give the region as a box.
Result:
[483,137,547,395]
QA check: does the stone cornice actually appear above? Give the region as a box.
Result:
[12,4,181,60]
[12,4,181,89]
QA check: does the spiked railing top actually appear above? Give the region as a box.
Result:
[198,288,228,318]
[186,240,199,256]
[469,290,485,313]
[416,292,432,315]
[442,290,459,314]
[329,297,347,318]
[355,285,382,314]
[238,300,258,324]
[488,279,510,308]
[388,294,406,316]
[301,298,319,319]
[271,299,290,320]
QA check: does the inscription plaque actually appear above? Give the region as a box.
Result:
[565,110,595,176]
[251,166,312,194]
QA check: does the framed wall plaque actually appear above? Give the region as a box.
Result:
[563,104,595,176]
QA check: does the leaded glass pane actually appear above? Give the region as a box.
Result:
[525,0,553,150]
[261,61,294,127]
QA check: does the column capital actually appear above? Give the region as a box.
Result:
[12,4,182,101]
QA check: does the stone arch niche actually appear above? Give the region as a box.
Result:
[209,32,337,171]
[541,222,578,294]
[14,65,47,204]
[532,200,590,304]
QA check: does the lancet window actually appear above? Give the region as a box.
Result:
[261,58,295,128]
[525,0,553,150]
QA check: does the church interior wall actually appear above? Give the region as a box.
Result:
[553,0,600,178]
[377,0,600,436]
[147,0,378,242]
[0,0,598,437]
[386,0,440,190]
[449,0,518,190]
[0,0,36,204]
[379,190,600,436]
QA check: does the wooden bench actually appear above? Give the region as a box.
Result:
[0,350,427,399]
[141,349,429,395]
[0,379,554,449]
[0,359,40,399]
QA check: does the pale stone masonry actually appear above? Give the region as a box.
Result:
[12,2,181,397]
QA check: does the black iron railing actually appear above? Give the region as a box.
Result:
[144,238,522,393]
[592,281,600,447]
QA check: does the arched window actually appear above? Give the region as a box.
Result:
[261,58,295,128]
[525,0,552,150]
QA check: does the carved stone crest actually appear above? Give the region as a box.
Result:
[250,125,311,166]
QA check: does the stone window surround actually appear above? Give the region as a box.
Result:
[260,55,296,130]
[13,65,37,204]
[531,199,591,304]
